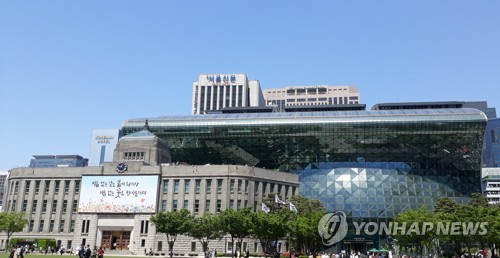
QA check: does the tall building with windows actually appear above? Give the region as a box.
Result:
[263,85,360,112]
[0,171,8,211]
[89,129,122,166]
[192,74,265,114]
[481,168,500,204]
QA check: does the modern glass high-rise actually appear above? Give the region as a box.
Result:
[483,118,500,167]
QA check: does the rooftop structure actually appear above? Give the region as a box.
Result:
[29,155,88,168]
[263,85,361,112]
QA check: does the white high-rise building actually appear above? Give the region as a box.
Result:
[263,85,360,112]
[192,74,265,114]
[88,129,121,166]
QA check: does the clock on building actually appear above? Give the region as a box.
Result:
[116,162,128,173]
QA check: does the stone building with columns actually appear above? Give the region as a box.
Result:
[1,126,298,254]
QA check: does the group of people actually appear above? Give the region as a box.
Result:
[204,249,218,258]
[77,245,105,258]
[8,245,27,258]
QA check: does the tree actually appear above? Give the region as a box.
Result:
[0,212,28,250]
[287,196,327,254]
[392,206,437,257]
[219,208,253,257]
[150,209,193,257]
[187,212,224,252]
[251,210,289,256]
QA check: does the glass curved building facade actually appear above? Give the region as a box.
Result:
[122,109,487,212]
[123,108,487,249]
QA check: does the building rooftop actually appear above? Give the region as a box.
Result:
[123,108,487,127]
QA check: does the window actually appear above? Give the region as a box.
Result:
[72,200,77,214]
[174,180,179,193]
[162,200,167,211]
[255,181,259,195]
[70,220,75,233]
[194,200,199,213]
[173,200,178,211]
[244,180,248,193]
[25,181,31,194]
[64,180,70,194]
[52,200,58,213]
[44,181,51,194]
[75,180,81,194]
[230,179,235,193]
[49,220,55,232]
[229,200,234,209]
[195,180,201,193]
[42,200,48,213]
[60,220,65,233]
[35,181,40,194]
[141,239,146,247]
[206,179,212,193]
[184,180,190,194]
[55,180,60,194]
[32,200,37,214]
[81,219,90,233]
[63,200,68,214]
[39,220,44,232]
[158,241,163,252]
[29,220,34,232]
[237,180,242,193]
[163,180,169,193]
[205,200,211,212]
[123,152,145,160]
[183,200,188,209]
[237,200,241,209]
[217,200,222,213]
[22,200,27,212]
[191,242,196,252]
[217,179,223,193]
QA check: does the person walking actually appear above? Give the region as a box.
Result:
[84,245,92,258]
[97,247,104,258]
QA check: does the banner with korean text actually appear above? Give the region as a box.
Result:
[78,175,159,213]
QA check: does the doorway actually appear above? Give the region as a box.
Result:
[101,231,131,250]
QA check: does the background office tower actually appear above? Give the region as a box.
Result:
[89,129,122,166]
[29,155,88,168]
[192,74,265,114]
[0,171,7,211]
[483,118,500,167]
[263,85,360,112]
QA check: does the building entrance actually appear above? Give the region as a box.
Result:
[101,231,130,250]
[343,241,374,255]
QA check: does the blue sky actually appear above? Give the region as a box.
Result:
[1,1,499,171]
